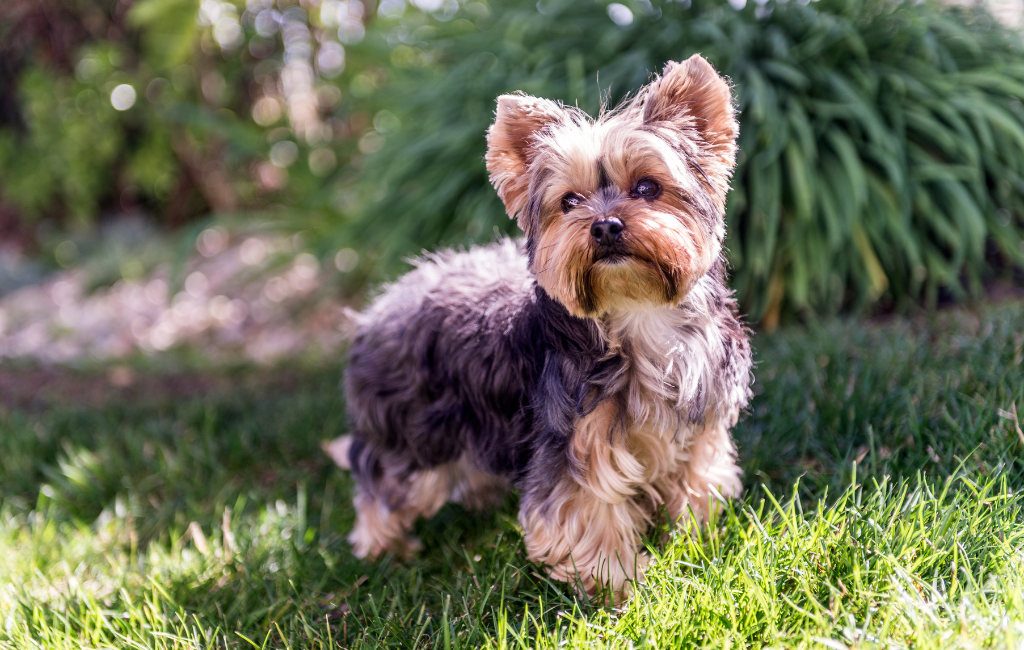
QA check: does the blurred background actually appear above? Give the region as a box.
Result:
[1,0,1024,365]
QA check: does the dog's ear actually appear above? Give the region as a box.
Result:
[642,55,738,184]
[486,93,564,221]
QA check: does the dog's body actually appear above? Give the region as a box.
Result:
[331,55,752,598]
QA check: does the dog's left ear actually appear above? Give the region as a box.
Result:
[642,55,738,184]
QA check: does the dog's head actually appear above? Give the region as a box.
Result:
[486,55,738,318]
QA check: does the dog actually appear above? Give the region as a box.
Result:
[325,54,752,601]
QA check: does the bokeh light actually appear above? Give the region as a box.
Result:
[110,84,137,111]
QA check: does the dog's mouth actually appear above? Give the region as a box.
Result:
[593,245,630,264]
[594,252,627,264]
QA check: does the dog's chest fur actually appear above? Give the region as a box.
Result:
[565,278,741,502]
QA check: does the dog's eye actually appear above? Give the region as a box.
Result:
[561,193,583,213]
[633,179,660,198]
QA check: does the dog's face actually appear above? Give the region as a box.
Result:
[486,55,738,317]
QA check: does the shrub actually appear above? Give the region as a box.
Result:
[345,0,1024,323]
[0,0,364,231]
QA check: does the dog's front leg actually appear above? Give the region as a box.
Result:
[518,471,649,602]
[656,412,744,526]
[518,403,650,602]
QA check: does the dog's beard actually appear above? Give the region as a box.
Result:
[583,254,679,314]
[534,208,711,318]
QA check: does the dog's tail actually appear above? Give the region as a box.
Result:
[321,435,353,470]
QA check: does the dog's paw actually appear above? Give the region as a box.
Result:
[322,435,353,470]
[348,527,422,561]
[399,536,424,559]
[611,551,650,605]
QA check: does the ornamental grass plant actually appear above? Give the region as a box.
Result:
[346,0,1024,324]
[1,0,1023,322]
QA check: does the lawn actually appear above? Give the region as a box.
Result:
[2,302,1024,649]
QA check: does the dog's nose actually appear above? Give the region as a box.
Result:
[590,218,624,246]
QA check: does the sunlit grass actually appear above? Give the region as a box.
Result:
[2,302,1024,648]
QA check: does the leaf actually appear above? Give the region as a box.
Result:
[852,224,889,300]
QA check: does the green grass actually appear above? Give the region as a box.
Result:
[2,302,1024,648]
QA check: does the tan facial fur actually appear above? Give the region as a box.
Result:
[486,55,738,318]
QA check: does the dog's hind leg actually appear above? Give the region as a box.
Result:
[348,462,455,559]
[348,454,507,558]
[448,455,509,511]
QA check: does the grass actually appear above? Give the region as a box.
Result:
[2,301,1024,648]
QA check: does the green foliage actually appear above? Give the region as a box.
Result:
[129,0,202,68]
[0,0,344,231]
[3,303,1024,647]
[346,0,1024,322]
[3,0,1023,319]
[0,65,124,223]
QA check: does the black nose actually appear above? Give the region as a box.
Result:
[590,218,624,246]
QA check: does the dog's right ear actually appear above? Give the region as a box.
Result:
[486,93,564,222]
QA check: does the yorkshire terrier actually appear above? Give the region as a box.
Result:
[325,55,752,600]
